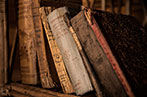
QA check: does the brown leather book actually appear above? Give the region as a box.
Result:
[90,9,146,97]
[31,0,55,88]
[0,13,4,92]
[71,11,127,97]
[84,9,134,97]
[0,0,8,85]
[18,0,37,84]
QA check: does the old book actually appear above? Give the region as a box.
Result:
[91,10,146,97]
[71,11,127,97]
[18,0,37,84]
[31,0,54,88]
[0,0,8,84]
[0,13,4,93]
[6,83,79,97]
[84,9,134,97]
[69,26,102,97]
[39,7,74,93]
[48,7,93,95]
[64,14,102,97]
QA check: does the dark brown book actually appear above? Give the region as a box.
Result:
[84,9,134,97]
[31,0,55,88]
[0,0,8,85]
[91,10,147,97]
[71,11,127,97]
[0,13,4,92]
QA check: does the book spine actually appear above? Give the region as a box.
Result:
[87,11,134,97]
[31,0,54,88]
[18,0,37,84]
[0,13,4,94]
[48,7,93,95]
[71,11,127,97]
[0,0,8,85]
[64,14,102,96]
[39,7,74,93]
[69,27,103,97]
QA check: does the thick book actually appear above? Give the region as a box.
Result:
[39,7,74,93]
[18,0,37,84]
[0,13,4,92]
[84,9,134,97]
[0,0,7,84]
[64,14,102,97]
[48,7,93,95]
[91,10,147,97]
[71,11,127,97]
[31,0,54,88]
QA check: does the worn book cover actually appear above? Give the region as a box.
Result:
[0,13,4,92]
[18,0,37,84]
[39,7,74,93]
[64,14,102,97]
[0,0,8,84]
[71,11,127,97]
[91,10,147,97]
[31,0,55,88]
[83,9,134,97]
[48,7,93,95]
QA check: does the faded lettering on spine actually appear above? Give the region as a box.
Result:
[39,7,74,93]
[31,0,54,88]
[18,0,37,84]
[48,7,93,95]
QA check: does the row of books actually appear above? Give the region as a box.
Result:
[15,0,146,97]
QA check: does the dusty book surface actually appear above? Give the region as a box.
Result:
[31,0,54,88]
[48,7,93,95]
[39,7,74,93]
[71,11,127,97]
[18,0,37,84]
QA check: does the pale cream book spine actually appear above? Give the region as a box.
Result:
[48,7,93,95]
[18,0,37,84]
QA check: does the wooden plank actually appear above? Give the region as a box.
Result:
[31,0,54,88]
[48,7,93,95]
[10,91,31,97]
[39,7,74,93]
[6,83,79,97]
[18,0,38,84]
